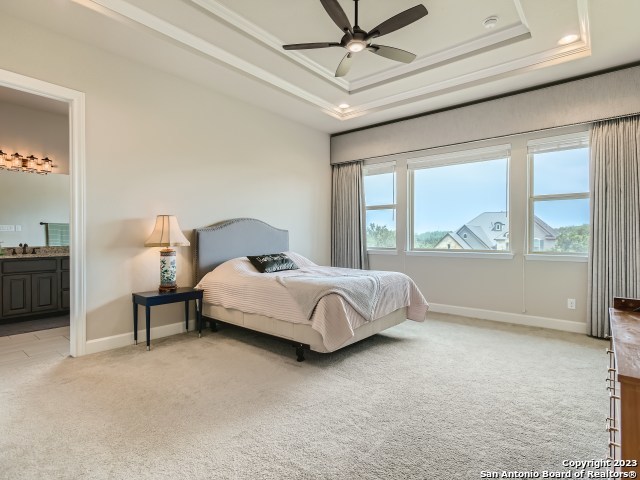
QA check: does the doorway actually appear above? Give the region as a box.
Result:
[0,68,86,357]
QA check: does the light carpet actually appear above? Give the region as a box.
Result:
[0,313,608,480]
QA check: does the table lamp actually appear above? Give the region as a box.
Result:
[144,215,190,292]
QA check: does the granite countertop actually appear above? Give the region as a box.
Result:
[0,247,69,259]
[0,253,70,259]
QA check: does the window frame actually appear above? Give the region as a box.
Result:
[527,131,590,256]
[363,161,397,251]
[408,144,511,254]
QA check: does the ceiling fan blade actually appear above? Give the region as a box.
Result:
[368,44,417,63]
[283,42,342,50]
[366,4,428,40]
[319,0,352,33]
[335,53,353,77]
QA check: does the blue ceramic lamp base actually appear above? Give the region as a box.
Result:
[159,248,178,292]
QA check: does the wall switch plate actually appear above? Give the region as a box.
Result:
[0,225,15,232]
[567,298,576,310]
[15,225,21,232]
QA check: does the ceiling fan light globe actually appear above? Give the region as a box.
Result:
[347,40,367,53]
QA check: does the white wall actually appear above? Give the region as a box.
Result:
[0,13,330,341]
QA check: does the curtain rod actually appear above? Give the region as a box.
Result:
[338,112,640,164]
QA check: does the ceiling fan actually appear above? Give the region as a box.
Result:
[283,0,428,77]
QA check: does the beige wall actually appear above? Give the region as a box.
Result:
[0,13,330,341]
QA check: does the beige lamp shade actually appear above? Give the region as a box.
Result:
[144,215,190,247]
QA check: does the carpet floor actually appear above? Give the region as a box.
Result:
[0,313,608,480]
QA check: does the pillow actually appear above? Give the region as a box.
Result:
[247,253,299,273]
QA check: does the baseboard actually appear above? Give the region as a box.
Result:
[85,318,198,355]
[428,303,588,334]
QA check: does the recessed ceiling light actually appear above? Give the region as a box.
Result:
[558,34,579,45]
[338,103,350,109]
[483,16,499,29]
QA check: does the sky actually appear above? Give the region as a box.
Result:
[364,147,590,234]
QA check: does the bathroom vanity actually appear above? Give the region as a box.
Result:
[0,253,70,322]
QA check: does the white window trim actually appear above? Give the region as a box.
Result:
[406,250,514,260]
[367,249,399,256]
[525,254,588,263]
[364,161,397,251]
[408,145,511,254]
[527,131,590,256]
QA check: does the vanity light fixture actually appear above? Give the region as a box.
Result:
[0,150,9,169]
[0,148,56,174]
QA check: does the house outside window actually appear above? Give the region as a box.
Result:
[528,132,590,255]
[408,144,511,252]
[363,162,396,249]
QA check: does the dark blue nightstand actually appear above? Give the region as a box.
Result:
[132,287,203,350]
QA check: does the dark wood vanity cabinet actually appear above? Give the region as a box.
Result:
[0,256,69,321]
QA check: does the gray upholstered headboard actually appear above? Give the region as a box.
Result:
[193,218,289,284]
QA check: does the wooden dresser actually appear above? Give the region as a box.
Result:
[608,297,640,471]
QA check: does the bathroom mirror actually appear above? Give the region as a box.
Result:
[0,170,70,248]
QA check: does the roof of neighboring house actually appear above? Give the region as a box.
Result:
[441,232,471,248]
[434,211,558,250]
[456,211,508,249]
[534,216,558,239]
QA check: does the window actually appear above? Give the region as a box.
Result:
[363,162,396,249]
[528,132,589,254]
[408,145,510,252]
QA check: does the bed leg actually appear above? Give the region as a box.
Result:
[209,320,218,332]
[295,345,305,362]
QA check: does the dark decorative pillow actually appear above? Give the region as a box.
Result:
[247,253,299,273]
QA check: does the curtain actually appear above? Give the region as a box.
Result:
[331,161,367,269]
[588,115,640,338]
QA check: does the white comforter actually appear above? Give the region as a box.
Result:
[195,252,429,351]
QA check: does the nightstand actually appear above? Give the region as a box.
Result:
[132,287,203,350]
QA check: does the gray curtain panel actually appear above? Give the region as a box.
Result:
[331,161,367,269]
[588,115,640,338]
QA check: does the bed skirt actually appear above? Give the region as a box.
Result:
[202,303,408,353]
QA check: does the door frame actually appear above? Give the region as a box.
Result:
[0,68,86,357]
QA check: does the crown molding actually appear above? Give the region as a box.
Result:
[340,41,592,120]
[71,0,343,118]
[188,0,534,94]
[71,0,591,122]
[349,23,531,92]
[189,0,349,90]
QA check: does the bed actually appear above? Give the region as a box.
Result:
[193,218,428,361]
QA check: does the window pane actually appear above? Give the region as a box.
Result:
[366,209,396,249]
[364,171,395,206]
[412,158,509,251]
[532,199,589,253]
[533,147,589,195]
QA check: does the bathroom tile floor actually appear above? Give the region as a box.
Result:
[0,326,69,369]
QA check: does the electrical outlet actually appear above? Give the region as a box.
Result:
[567,298,576,310]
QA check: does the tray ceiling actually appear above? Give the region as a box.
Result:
[1,0,639,133]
